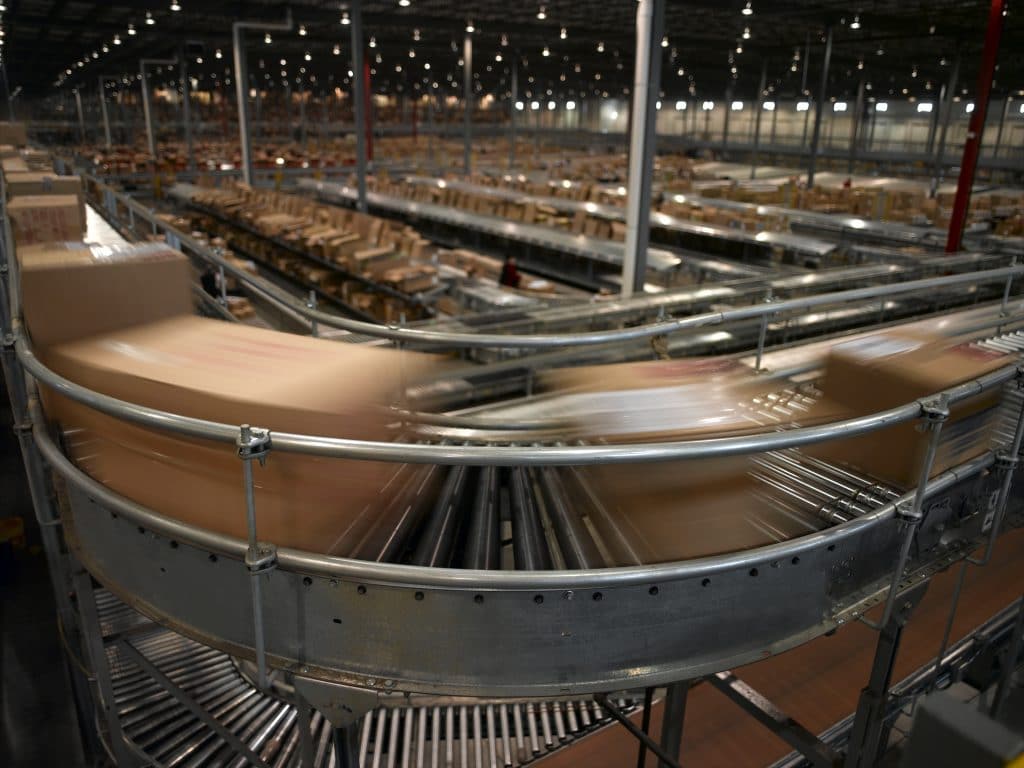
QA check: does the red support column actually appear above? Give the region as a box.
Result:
[945,0,1008,252]
[363,59,374,163]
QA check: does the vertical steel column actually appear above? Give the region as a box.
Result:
[351,0,368,211]
[807,26,833,189]
[721,85,733,152]
[180,48,195,174]
[659,681,689,767]
[74,88,86,143]
[463,30,473,177]
[333,726,361,768]
[749,60,768,180]
[238,425,273,690]
[232,13,293,187]
[509,61,518,170]
[931,56,960,194]
[847,78,865,176]
[993,96,1011,159]
[946,0,1008,252]
[232,30,254,185]
[139,61,157,158]
[621,0,664,298]
[98,76,112,149]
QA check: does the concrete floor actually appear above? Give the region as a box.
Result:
[0,379,89,767]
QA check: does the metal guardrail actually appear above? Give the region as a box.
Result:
[93,174,1024,352]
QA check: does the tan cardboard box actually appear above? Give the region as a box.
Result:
[42,315,437,556]
[18,241,193,347]
[0,122,28,146]
[2,156,30,174]
[805,331,1010,488]
[6,172,85,218]
[8,194,85,246]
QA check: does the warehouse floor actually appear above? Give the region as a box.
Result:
[0,381,88,768]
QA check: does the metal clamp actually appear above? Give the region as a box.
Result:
[237,424,270,465]
[894,500,920,524]
[993,449,1019,473]
[245,542,278,574]
[919,395,950,426]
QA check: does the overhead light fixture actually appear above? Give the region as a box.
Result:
[409,48,415,58]
[264,32,272,44]
[127,23,136,35]
[763,100,776,111]
[875,101,888,112]
[145,12,155,25]
[196,56,203,64]
[965,102,974,113]
[731,100,743,111]
[170,1,181,10]
[413,28,421,41]
[215,48,223,59]
[369,36,376,47]
[742,2,753,16]
[537,5,547,20]
[675,100,687,110]
[857,59,864,70]
[465,20,474,33]
[742,27,751,40]
[702,100,714,110]
[298,25,307,36]
[796,100,810,111]
[305,51,312,61]
[850,15,861,30]
[113,34,122,45]
[547,100,556,110]
[560,27,567,40]
[495,53,502,62]
[597,41,604,53]
[661,36,669,48]
[102,44,109,52]
[736,43,743,54]
[916,102,933,113]
[566,100,576,110]
[515,100,524,110]
[833,101,847,112]
[542,46,550,57]
[399,0,411,6]
[530,100,540,110]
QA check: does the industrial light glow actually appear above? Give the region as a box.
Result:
[340,12,350,25]
[731,100,743,111]
[702,100,714,111]
[145,12,155,26]
[675,100,687,111]
[875,101,888,112]
[742,2,753,16]
[965,102,974,113]
[833,101,847,112]
[547,100,556,110]
[170,1,181,10]
[850,15,861,30]
[514,101,524,110]
[763,100,775,111]
[796,100,810,111]
[916,102,933,113]
[530,100,540,110]
[566,100,576,110]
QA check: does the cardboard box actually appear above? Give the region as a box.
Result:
[42,315,438,556]
[6,172,85,218]
[0,122,28,146]
[19,242,192,347]
[2,156,29,174]
[805,331,1010,488]
[8,194,86,246]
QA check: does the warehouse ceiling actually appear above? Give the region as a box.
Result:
[3,1,1023,104]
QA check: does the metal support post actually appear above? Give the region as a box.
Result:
[621,0,664,299]
[807,26,833,189]
[350,0,368,211]
[722,84,733,152]
[307,290,319,337]
[73,568,139,767]
[74,88,86,143]
[877,396,949,630]
[749,60,768,179]
[595,694,682,768]
[463,30,473,177]
[847,78,866,177]
[98,76,113,149]
[295,694,317,768]
[970,366,1024,566]
[232,12,293,187]
[754,289,775,372]
[509,61,518,170]
[333,726,361,768]
[180,47,195,173]
[932,56,960,193]
[659,681,689,767]
[139,59,173,159]
[946,0,1008,252]
[636,687,655,768]
[844,581,928,768]
[238,424,274,690]
[993,96,1011,159]
[927,561,969,694]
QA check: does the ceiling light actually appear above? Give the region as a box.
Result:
[399,0,411,6]
[369,36,376,47]
[465,20,474,33]
[857,59,864,70]
[305,51,312,61]
[736,43,743,53]
[215,49,223,59]
[530,100,540,110]
[742,27,751,40]
[917,102,933,113]
[515,100,524,110]
[850,15,861,30]
[597,41,605,53]
[833,101,847,112]
[560,27,567,40]
[145,12,155,26]
[424,62,430,69]
[264,32,272,44]
[500,34,509,47]
[566,100,576,110]
[675,100,687,110]
[113,34,121,45]
[875,101,888,112]
[341,11,350,25]
[796,100,810,111]
[409,48,415,58]
[731,100,743,111]
[702,101,714,110]
[495,53,502,62]
[661,36,669,48]
[911,66,918,78]
[965,102,974,113]
[102,44,109,52]
[280,58,286,66]
[542,46,550,57]
[127,23,136,35]
[170,1,181,10]
[742,2,753,16]
[537,5,547,20]
[413,28,421,41]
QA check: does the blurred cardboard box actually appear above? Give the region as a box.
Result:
[805,331,1010,488]
[6,172,85,219]
[0,122,28,146]
[8,194,85,246]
